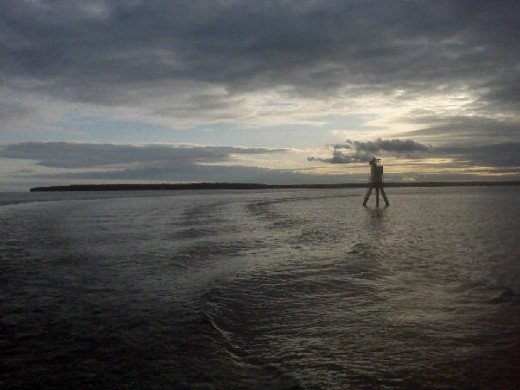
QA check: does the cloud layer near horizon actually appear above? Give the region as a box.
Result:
[1,141,518,189]
[0,142,284,169]
[0,142,321,186]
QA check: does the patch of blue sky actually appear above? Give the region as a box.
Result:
[0,112,381,150]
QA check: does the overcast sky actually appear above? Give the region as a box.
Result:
[1,0,519,190]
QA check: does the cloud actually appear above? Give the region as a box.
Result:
[0,96,66,132]
[342,139,430,153]
[0,141,352,186]
[1,140,518,191]
[437,142,520,168]
[0,142,285,169]
[25,163,308,184]
[1,0,520,189]
[405,116,520,145]
[1,0,519,128]
[0,101,42,128]
[309,138,430,164]
[309,135,520,178]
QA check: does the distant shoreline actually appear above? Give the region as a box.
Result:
[30,181,520,192]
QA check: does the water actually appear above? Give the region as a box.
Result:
[1,187,520,389]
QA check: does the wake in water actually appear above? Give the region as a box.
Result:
[1,188,520,388]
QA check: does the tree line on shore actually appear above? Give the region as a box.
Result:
[30,181,520,192]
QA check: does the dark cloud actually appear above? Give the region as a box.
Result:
[310,135,520,174]
[404,116,520,149]
[0,142,285,169]
[437,142,520,168]
[343,139,430,153]
[26,163,318,185]
[308,150,365,165]
[309,138,430,164]
[0,141,351,186]
[1,0,519,117]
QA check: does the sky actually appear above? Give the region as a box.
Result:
[1,0,519,190]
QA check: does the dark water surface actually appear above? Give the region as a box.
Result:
[2,187,520,389]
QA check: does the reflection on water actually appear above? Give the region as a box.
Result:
[1,187,520,388]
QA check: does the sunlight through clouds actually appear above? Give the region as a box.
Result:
[1,0,519,189]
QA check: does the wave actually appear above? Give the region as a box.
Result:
[201,292,304,389]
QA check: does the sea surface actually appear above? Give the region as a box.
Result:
[1,187,520,389]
